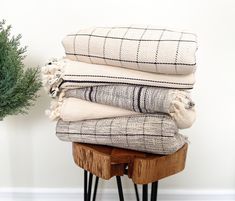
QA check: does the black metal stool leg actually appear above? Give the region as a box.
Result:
[92,176,99,201]
[87,173,93,201]
[116,176,124,201]
[134,183,140,201]
[84,170,88,201]
[150,181,158,201]
[142,184,148,201]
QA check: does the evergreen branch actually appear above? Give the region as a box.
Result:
[0,20,41,119]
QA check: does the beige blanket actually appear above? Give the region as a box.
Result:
[42,59,196,97]
[46,97,196,129]
[62,25,197,75]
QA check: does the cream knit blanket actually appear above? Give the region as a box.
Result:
[62,25,197,75]
[46,97,195,129]
[41,59,195,97]
[46,97,137,121]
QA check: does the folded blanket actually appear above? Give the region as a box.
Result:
[62,25,197,75]
[41,59,196,97]
[63,86,196,129]
[56,114,187,155]
[46,96,195,129]
[46,97,137,121]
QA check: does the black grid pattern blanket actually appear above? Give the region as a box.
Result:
[62,25,197,75]
[56,114,187,155]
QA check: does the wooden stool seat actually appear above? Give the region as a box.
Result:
[73,143,188,184]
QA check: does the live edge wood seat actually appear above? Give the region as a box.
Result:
[73,143,188,184]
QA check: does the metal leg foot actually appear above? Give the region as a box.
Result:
[142,184,148,201]
[116,176,124,201]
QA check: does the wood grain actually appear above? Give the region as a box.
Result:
[72,143,188,184]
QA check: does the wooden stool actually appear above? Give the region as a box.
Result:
[73,143,188,201]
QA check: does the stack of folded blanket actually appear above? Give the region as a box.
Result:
[42,26,197,155]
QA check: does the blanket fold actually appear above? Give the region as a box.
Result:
[56,114,187,155]
[46,97,137,121]
[62,25,197,75]
[63,85,194,113]
[62,86,196,129]
[46,96,195,129]
[41,59,196,97]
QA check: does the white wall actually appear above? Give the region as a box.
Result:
[0,0,235,191]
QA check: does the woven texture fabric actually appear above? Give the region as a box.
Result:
[47,96,195,129]
[63,86,196,129]
[62,25,197,75]
[64,85,194,114]
[41,59,195,97]
[46,97,137,121]
[56,114,187,155]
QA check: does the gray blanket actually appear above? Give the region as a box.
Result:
[56,114,186,155]
[64,85,194,114]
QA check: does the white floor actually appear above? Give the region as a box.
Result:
[0,188,235,201]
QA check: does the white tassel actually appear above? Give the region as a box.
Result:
[45,99,64,121]
[58,90,66,101]
[170,101,196,129]
[41,58,66,97]
[168,90,195,113]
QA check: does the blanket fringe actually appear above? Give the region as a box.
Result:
[45,99,63,121]
[167,90,195,129]
[41,58,67,97]
[168,90,194,110]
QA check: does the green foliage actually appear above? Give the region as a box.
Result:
[0,20,41,119]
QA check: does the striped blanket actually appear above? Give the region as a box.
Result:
[41,59,195,97]
[62,86,196,129]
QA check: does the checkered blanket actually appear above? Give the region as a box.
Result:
[56,114,187,155]
[62,25,197,75]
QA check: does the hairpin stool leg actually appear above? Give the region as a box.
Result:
[116,176,124,201]
[87,172,93,201]
[134,183,140,201]
[142,184,148,201]
[150,181,158,201]
[92,176,99,201]
[84,170,88,201]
